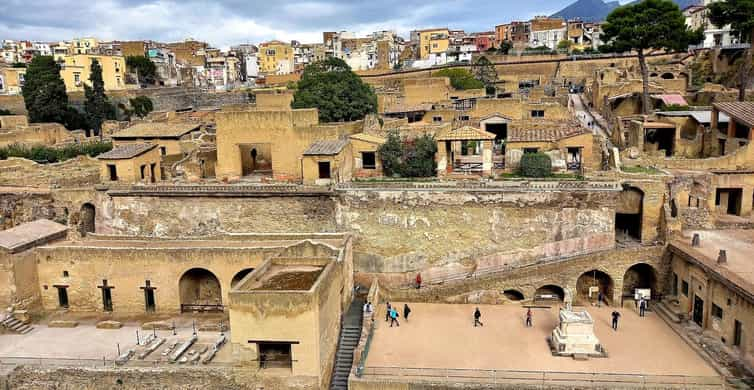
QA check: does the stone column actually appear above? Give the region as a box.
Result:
[436,141,447,176]
[482,140,493,176]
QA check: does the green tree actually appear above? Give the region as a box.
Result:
[471,56,498,95]
[126,55,157,85]
[0,108,12,115]
[377,130,404,177]
[519,152,552,177]
[402,134,437,177]
[292,57,377,122]
[84,59,115,137]
[497,40,513,55]
[433,68,484,90]
[708,0,754,101]
[22,56,69,124]
[602,0,703,114]
[129,96,154,118]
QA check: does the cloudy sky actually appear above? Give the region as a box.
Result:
[2,0,618,49]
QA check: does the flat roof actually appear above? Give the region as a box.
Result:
[656,111,730,124]
[240,264,325,291]
[303,139,349,156]
[97,143,156,160]
[112,122,200,139]
[0,219,68,253]
[671,230,754,300]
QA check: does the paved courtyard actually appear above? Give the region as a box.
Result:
[367,303,717,376]
[0,324,232,364]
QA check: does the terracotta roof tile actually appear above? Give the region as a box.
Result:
[436,125,496,141]
[714,102,754,128]
[112,121,200,139]
[508,122,585,142]
[97,143,157,160]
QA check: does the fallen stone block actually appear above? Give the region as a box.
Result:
[96,320,123,329]
[48,320,78,328]
[141,321,172,330]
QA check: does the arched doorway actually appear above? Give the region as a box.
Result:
[622,263,657,298]
[534,285,565,303]
[660,73,675,80]
[616,187,643,243]
[179,268,223,312]
[79,203,96,236]
[231,268,255,289]
[502,289,524,301]
[576,270,614,305]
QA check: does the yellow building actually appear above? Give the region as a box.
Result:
[69,38,99,55]
[97,143,162,184]
[258,40,294,74]
[0,66,26,95]
[111,121,202,157]
[60,54,127,92]
[417,28,449,59]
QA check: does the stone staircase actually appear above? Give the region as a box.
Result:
[330,298,364,390]
[1,315,33,334]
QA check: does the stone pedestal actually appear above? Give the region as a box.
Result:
[549,309,606,358]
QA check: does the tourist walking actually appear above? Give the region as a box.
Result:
[639,298,647,317]
[415,273,422,289]
[474,307,484,327]
[363,301,373,313]
[611,310,621,331]
[525,308,533,327]
[389,307,400,327]
[403,304,411,322]
[597,291,603,307]
[385,302,391,322]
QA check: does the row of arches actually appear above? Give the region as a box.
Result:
[501,263,658,305]
[178,267,254,312]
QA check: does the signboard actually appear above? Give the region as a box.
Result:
[634,288,651,301]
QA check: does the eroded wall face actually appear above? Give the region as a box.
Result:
[337,190,617,277]
[100,195,338,236]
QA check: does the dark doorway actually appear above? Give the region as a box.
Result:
[57,286,69,308]
[616,213,642,240]
[719,139,726,155]
[622,263,657,297]
[99,279,113,312]
[179,268,223,312]
[486,123,508,157]
[142,280,156,313]
[716,188,743,215]
[107,164,118,181]
[645,128,675,156]
[231,268,255,289]
[150,163,157,183]
[693,295,704,326]
[361,152,376,169]
[79,203,96,236]
[257,342,293,369]
[503,289,524,301]
[734,319,743,347]
[576,270,614,305]
[318,161,331,179]
[534,285,565,302]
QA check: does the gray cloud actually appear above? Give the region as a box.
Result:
[1,0,580,49]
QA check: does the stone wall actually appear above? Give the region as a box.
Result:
[0,157,100,189]
[337,188,618,280]
[2,366,317,390]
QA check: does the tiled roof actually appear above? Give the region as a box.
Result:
[349,133,386,144]
[508,124,585,142]
[303,139,349,156]
[714,102,754,128]
[651,94,689,106]
[436,125,496,141]
[112,122,200,139]
[97,143,157,160]
[383,103,434,114]
[0,219,68,253]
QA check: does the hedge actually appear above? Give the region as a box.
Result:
[0,142,113,163]
[519,152,552,177]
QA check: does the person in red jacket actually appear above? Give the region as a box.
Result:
[415,273,422,289]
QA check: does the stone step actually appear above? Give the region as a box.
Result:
[655,301,682,323]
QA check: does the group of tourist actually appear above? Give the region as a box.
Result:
[373,302,412,327]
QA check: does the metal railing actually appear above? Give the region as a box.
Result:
[0,356,233,369]
[359,366,725,388]
[105,184,333,196]
[337,181,621,192]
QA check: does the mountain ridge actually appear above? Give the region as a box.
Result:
[551,0,700,23]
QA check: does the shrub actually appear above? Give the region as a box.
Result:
[377,131,437,178]
[433,68,484,90]
[0,141,113,163]
[0,108,12,115]
[519,152,552,178]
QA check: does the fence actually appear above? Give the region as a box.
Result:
[359,366,726,388]
[0,356,234,369]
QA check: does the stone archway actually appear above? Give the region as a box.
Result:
[502,289,525,301]
[622,263,658,298]
[576,270,614,305]
[534,285,565,303]
[78,203,96,236]
[179,268,223,312]
[231,268,255,289]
